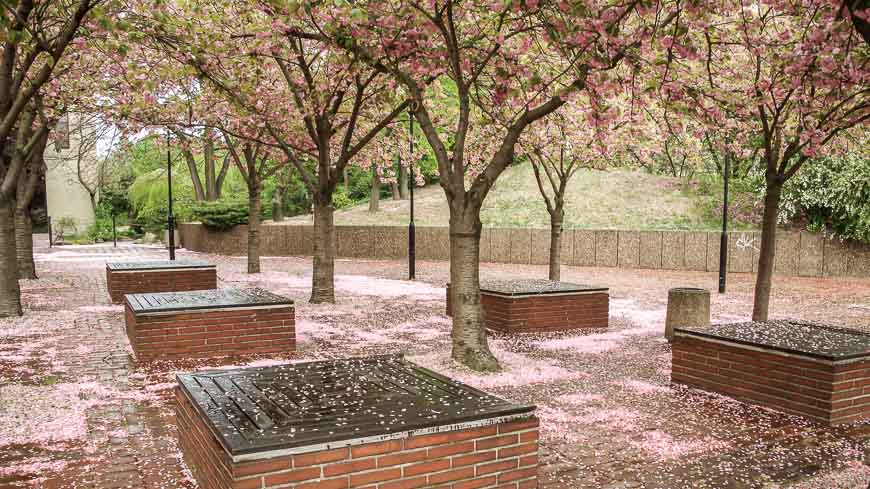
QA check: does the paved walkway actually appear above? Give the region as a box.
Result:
[1,237,869,488]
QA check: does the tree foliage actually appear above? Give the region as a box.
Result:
[781,151,870,242]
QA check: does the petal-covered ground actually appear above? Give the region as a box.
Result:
[1,236,869,488]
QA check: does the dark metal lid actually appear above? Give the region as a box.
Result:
[675,320,870,361]
[126,287,293,314]
[475,279,608,296]
[107,260,215,271]
[176,355,536,458]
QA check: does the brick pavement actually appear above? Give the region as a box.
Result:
[0,237,869,488]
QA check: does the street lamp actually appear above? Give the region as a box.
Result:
[718,152,730,293]
[408,107,416,280]
[166,132,176,261]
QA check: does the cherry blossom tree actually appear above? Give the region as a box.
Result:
[94,41,233,203]
[221,130,287,274]
[518,99,619,280]
[662,0,870,321]
[321,0,682,370]
[15,116,48,280]
[127,0,411,302]
[844,1,870,45]
[0,0,106,316]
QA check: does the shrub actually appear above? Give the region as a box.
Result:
[53,216,78,241]
[780,153,870,242]
[96,187,131,220]
[331,187,354,209]
[190,200,249,229]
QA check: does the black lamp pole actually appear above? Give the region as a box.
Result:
[166,132,176,261]
[718,152,730,293]
[408,109,416,281]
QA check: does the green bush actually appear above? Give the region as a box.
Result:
[331,187,354,209]
[97,186,131,219]
[190,200,249,229]
[53,216,78,240]
[780,153,870,242]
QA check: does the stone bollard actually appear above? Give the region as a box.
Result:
[665,287,710,342]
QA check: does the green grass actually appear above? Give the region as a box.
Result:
[285,163,759,230]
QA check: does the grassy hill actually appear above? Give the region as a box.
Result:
[286,163,756,230]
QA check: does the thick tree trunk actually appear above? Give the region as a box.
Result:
[247,184,261,274]
[369,168,380,212]
[0,201,22,317]
[449,211,499,372]
[548,208,563,281]
[752,182,783,321]
[272,187,284,222]
[390,181,400,200]
[310,200,336,303]
[399,164,409,200]
[14,209,35,279]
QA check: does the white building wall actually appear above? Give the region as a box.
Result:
[43,113,99,232]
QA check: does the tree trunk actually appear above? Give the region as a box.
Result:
[752,182,783,322]
[369,167,380,212]
[449,211,500,372]
[183,149,207,202]
[14,208,35,280]
[399,164,409,200]
[272,187,284,222]
[215,154,231,200]
[204,136,218,201]
[548,208,563,281]
[390,181,400,200]
[310,200,336,303]
[0,200,22,317]
[247,183,261,274]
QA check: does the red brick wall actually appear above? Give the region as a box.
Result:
[107,268,217,304]
[672,334,870,425]
[126,305,295,361]
[176,388,539,489]
[447,285,609,333]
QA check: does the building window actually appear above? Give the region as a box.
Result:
[55,114,70,151]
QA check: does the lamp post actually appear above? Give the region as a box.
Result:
[408,108,416,281]
[166,132,176,261]
[718,152,730,293]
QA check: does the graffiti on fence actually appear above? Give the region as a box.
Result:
[735,233,759,252]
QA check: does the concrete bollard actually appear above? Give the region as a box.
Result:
[665,287,710,342]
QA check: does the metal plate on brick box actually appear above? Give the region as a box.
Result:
[126,287,292,314]
[107,260,215,271]
[476,279,607,296]
[176,355,535,457]
[676,320,870,361]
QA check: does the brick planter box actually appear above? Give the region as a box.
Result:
[672,320,870,425]
[107,260,217,304]
[447,279,609,333]
[176,355,539,489]
[124,288,294,361]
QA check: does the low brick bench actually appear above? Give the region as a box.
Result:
[447,279,609,333]
[176,355,539,489]
[107,260,217,304]
[672,320,870,425]
[124,288,295,361]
